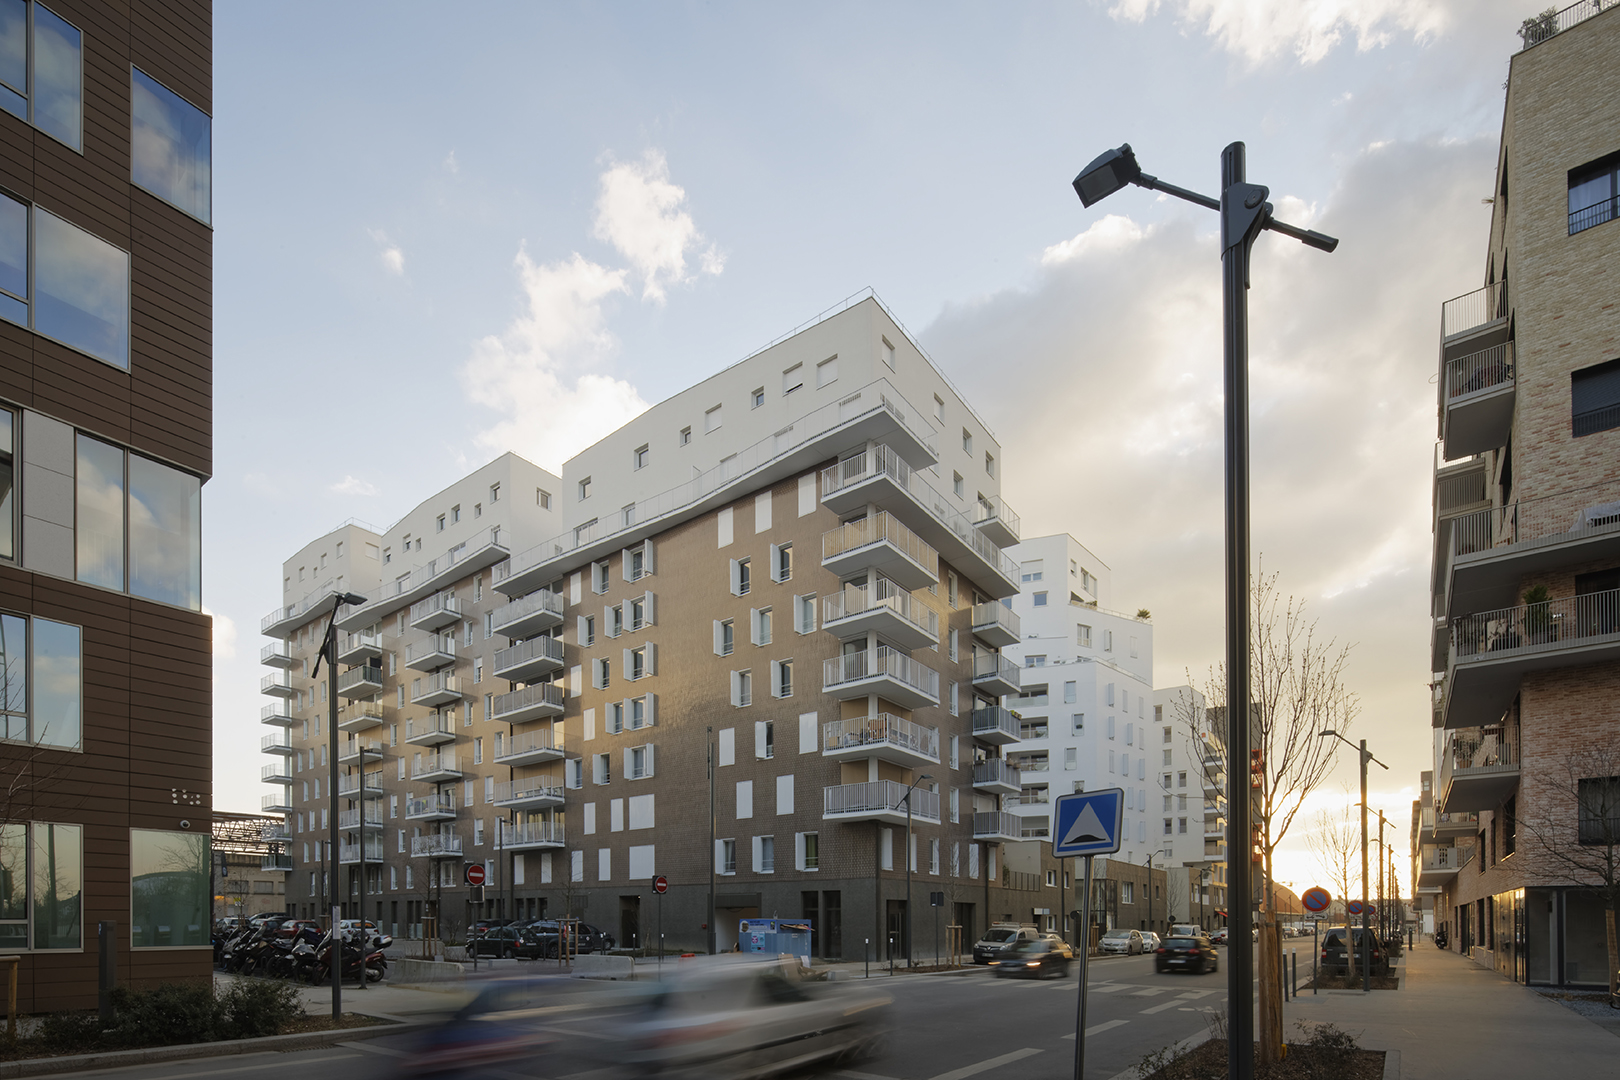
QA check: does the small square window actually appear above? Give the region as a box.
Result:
[537,489,550,509]
[451,505,461,524]
[985,452,996,477]
[962,429,972,454]
[680,426,692,446]
[881,338,895,369]
[436,515,445,532]
[473,502,482,517]
[705,405,723,433]
[751,387,765,409]
[953,472,964,497]
[933,394,944,422]
[490,483,501,502]
[579,476,593,500]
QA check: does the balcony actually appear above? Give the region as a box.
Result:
[259,673,296,699]
[338,630,382,666]
[823,779,941,826]
[972,811,1022,843]
[261,824,291,842]
[492,589,567,639]
[260,702,295,728]
[405,713,457,747]
[971,758,1022,797]
[405,635,456,672]
[340,839,385,864]
[1202,768,1225,797]
[406,793,458,821]
[338,702,386,733]
[492,780,566,810]
[822,646,940,710]
[970,706,1022,746]
[1419,809,1478,844]
[1443,587,1620,728]
[412,752,462,783]
[338,737,384,765]
[821,575,940,650]
[1008,788,1050,812]
[1446,479,1620,616]
[260,642,296,669]
[822,512,939,592]
[261,762,293,785]
[495,376,939,597]
[973,495,1021,549]
[1417,846,1465,887]
[970,601,1021,649]
[337,772,384,800]
[1440,727,1520,813]
[261,584,345,639]
[1431,456,1492,628]
[410,593,463,633]
[491,682,566,723]
[261,792,293,813]
[493,728,565,767]
[411,672,464,708]
[260,733,294,756]
[1442,341,1514,459]
[498,821,565,850]
[493,635,565,683]
[261,854,294,872]
[820,714,939,768]
[411,834,464,859]
[1440,281,1510,361]
[339,808,385,831]
[337,665,383,699]
[337,527,507,632]
[972,654,1021,698]
[1204,818,1228,841]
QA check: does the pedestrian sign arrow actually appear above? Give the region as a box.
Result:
[1051,788,1125,857]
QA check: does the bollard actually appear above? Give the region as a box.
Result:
[98,922,116,1025]
[865,938,869,980]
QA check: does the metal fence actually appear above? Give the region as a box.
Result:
[1519,0,1612,49]
[1451,586,1620,658]
[1440,281,1510,339]
[1445,341,1515,401]
[822,713,940,760]
[1451,477,1620,557]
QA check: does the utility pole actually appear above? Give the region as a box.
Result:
[707,726,716,955]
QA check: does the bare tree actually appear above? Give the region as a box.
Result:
[1518,745,1620,997]
[1306,793,1360,921]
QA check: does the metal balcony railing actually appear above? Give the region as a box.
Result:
[823,779,940,821]
[411,834,463,858]
[491,589,566,632]
[412,752,461,779]
[1440,726,1520,796]
[500,821,565,848]
[822,574,939,638]
[337,772,384,797]
[1450,586,1620,659]
[494,635,565,674]
[493,780,565,804]
[821,714,939,760]
[338,809,383,830]
[1422,847,1465,873]
[410,592,462,626]
[260,642,293,665]
[259,673,293,694]
[1445,341,1514,402]
[1518,0,1610,50]
[971,601,1021,639]
[1441,281,1509,339]
[1450,478,1620,559]
[341,527,505,623]
[1570,194,1618,236]
[822,512,939,579]
[971,706,1021,741]
[822,646,940,699]
[411,672,462,703]
[260,734,291,753]
[972,653,1021,688]
[261,854,294,872]
[406,794,457,818]
[339,839,384,863]
[973,811,1021,839]
[491,682,566,720]
[496,729,560,761]
[406,637,456,666]
[973,758,1022,788]
[337,665,382,694]
[260,764,291,783]
[971,494,1021,538]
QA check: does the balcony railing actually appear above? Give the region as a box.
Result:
[973,811,1022,840]
[339,839,385,863]
[411,834,464,858]
[821,714,939,760]
[499,821,565,848]
[259,673,293,696]
[1451,586,1620,659]
[1441,281,1509,339]
[412,752,461,780]
[261,854,294,872]
[1570,194,1618,236]
[406,794,457,819]
[338,809,383,830]
[972,653,1021,690]
[970,706,1021,742]
[824,779,940,821]
[337,665,383,695]
[1441,726,1520,792]
[971,494,1021,541]
[411,672,463,705]
[410,592,462,628]
[1518,0,1610,50]
[1451,478,1620,559]
[970,601,1021,641]
[260,734,292,754]
[493,635,565,677]
[337,772,384,797]
[822,646,940,700]
[1009,789,1048,807]
[1445,341,1514,402]
[822,512,939,580]
[261,578,344,635]
[495,728,561,762]
[822,575,940,639]
[1421,847,1465,873]
[260,763,291,783]
[973,758,1023,789]
[491,589,566,634]
[340,527,506,626]
[491,682,566,721]
[493,779,565,805]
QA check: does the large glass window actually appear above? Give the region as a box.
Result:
[0,2,81,151]
[76,434,124,590]
[30,821,80,950]
[130,68,210,224]
[0,195,24,326]
[34,208,129,369]
[130,828,209,948]
[128,454,200,609]
[0,409,12,559]
[1569,153,1619,236]
[0,823,23,949]
[0,613,81,749]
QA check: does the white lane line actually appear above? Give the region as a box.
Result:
[1138,999,1186,1014]
[339,1040,406,1057]
[1088,984,1128,993]
[1060,1020,1131,1040]
[926,1046,1043,1080]
[1176,989,1218,999]
[1130,987,1167,996]
[67,1053,361,1079]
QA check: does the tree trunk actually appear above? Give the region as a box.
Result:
[1257,915,1283,1065]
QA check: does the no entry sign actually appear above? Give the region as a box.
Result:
[653,875,669,894]
[465,863,486,887]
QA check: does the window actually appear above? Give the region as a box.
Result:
[1077,624,1091,647]
[705,405,722,432]
[773,543,792,582]
[0,3,81,150]
[753,607,772,646]
[932,394,944,422]
[1025,654,1046,667]
[490,483,501,502]
[782,364,803,394]
[794,594,816,634]
[593,753,611,784]
[799,831,819,871]
[719,619,735,656]
[130,67,211,224]
[1578,776,1620,845]
[578,476,592,500]
[1065,747,1077,771]
[70,437,201,609]
[582,615,596,647]
[732,669,752,708]
[720,838,737,874]
[593,560,610,593]
[0,197,131,369]
[451,505,461,524]
[435,514,445,533]
[1063,681,1077,704]
[1569,152,1620,234]
[1163,725,1173,744]
[628,645,650,681]
[535,487,551,510]
[953,471,964,497]
[633,445,649,470]
[816,356,837,387]
[1572,357,1620,437]
[592,657,610,690]
[775,660,792,699]
[751,387,765,409]
[679,426,692,446]
[0,821,82,949]
[1072,713,1084,734]
[961,429,972,455]
[1033,591,1048,607]
[985,452,995,477]
[733,558,751,596]
[0,613,80,751]
[1104,629,1114,651]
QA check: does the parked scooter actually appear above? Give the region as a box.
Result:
[1434,926,1448,950]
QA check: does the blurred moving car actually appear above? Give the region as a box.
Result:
[972,924,1041,964]
[1139,932,1161,952]
[1154,935,1219,974]
[620,957,891,1079]
[1169,924,1200,939]
[1320,928,1390,977]
[990,938,1073,979]
[1210,927,1230,945]
[407,976,559,1076]
[1098,929,1144,955]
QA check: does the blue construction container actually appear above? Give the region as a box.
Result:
[737,918,812,958]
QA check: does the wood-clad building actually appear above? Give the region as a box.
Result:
[0,0,212,1010]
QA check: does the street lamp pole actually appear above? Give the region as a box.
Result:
[897,774,932,967]
[1319,730,1387,993]
[1073,141,1337,1080]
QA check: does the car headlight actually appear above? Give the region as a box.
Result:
[1026,961,1041,967]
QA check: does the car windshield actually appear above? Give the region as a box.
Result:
[1164,937,1200,949]
[1007,940,1050,956]
[981,929,1017,943]
[1102,930,1133,939]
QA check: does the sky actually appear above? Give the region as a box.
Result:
[208,0,1538,897]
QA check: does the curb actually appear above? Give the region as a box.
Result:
[1383,1047,1401,1079]
[0,1017,429,1078]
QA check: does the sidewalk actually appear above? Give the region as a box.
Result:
[1285,942,1617,1078]
[214,972,471,1019]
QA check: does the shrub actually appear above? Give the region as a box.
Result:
[34,1010,104,1053]
[108,983,220,1046]
[1295,1020,1362,1080]
[219,977,304,1039]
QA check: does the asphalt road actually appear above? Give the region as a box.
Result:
[51,952,1229,1080]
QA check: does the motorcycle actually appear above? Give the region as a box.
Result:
[311,928,391,985]
[1434,927,1448,950]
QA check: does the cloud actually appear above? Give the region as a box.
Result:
[205,606,236,661]
[368,228,405,276]
[329,475,379,497]
[593,149,724,302]
[444,150,459,175]
[1109,0,1451,65]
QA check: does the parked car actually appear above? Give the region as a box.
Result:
[1139,932,1161,952]
[972,924,1041,965]
[576,922,617,953]
[1169,924,1201,939]
[990,938,1073,979]
[1320,927,1390,977]
[1154,935,1219,975]
[1098,929,1144,955]
[468,925,544,959]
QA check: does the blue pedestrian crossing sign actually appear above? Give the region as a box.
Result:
[1051,788,1125,857]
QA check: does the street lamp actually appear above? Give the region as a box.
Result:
[1319,729,1388,993]
[1074,140,1338,1080]
[896,774,932,966]
[309,590,370,1021]
[1144,848,1171,937]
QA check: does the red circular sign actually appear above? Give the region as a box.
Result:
[1302,887,1331,913]
[1346,899,1364,916]
[653,875,669,894]
[465,863,486,886]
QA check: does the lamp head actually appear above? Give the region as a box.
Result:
[341,592,368,606]
[919,773,933,781]
[1318,729,1336,739]
[1073,144,1142,207]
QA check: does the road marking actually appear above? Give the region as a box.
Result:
[1102,1030,1208,1080]
[1176,989,1218,999]
[59,1053,362,1079]
[926,1047,1043,1080]
[1130,987,1167,996]
[1138,999,1186,1014]
[1060,1020,1131,1039]
[836,1072,900,1080]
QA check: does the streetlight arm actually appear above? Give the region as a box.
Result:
[1133,172,1220,212]
[1131,173,1338,252]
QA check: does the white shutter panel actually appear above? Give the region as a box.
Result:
[643,539,655,575]
[569,571,582,604]
[795,832,806,871]
[645,693,658,726]
[622,548,632,581]
[730,671,742,708]
[643,591,656,625]
[618,699,630,733]
[755,721,768,759]
[729,559,742,595]
[622,747,632,779]
[799,712,816,754]
[576,615,588,643]
[755,490,772,533]
[623,648,633,678]
[769,544,782,582]
[749,608,760,645]
[645,642,657,675]
[644,744,655,776]
[605,605,616,638]
[714,621,724,656]
[751,835,763,871]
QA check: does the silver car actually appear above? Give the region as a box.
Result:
[1098,929,1144,955]
[620,957,892,1078]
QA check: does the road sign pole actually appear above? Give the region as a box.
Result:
[1074,854,1094,1080]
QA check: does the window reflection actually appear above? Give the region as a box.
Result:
[128,454,200,610]
[32,618,79,749]
[0,613,24,742]
[34,209,129,369]
[131,829,210,947]
[131,68,210,225]
[31,821,80,949]
[75,434,124,590]
[0,824,23,951]
[0,1,21,121]
[0,410,12,559]
[30,4,79,150]
[0,194,24,327]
